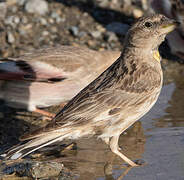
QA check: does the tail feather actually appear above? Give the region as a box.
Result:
[5,131,70,160]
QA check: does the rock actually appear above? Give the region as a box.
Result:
[7,32,15,44]
[21,16,28,24]
[50,26,57,33]
[5,16,20,27]
[0,3,7,19]
[39,17,47,25]
[51,11,60,19]
[25,0,49,15]
[69,26,79,37]
[90,31,102,38]
[48,18,54,24]
[16,0,27,6]
[133,8,143,18]
[4,16,14,26]
[106,22,129,35]
[6,0,17,6]
[78,31,87,38]
[56,17,65,23]
[11,5,18,13]
[13,16,20,24]
[104,31,118,42]
[7,0,26,6]
[96,24,106,33]
[42,31,49,36]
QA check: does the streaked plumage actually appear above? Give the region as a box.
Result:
[0,46,120,117]
[3,14,176,167]
[150,0,184,59]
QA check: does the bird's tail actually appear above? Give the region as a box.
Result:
[3,131,70,160]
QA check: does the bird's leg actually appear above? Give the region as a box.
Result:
[109,135,138,167]
[34,108,55,119]
[103,137,122,150]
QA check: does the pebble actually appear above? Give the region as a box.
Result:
[11,5,18,13]
[56,17,65,23]
[105,31,118,42]
[51,12,60,19]
[39,17,47,25]
[6,0,17,6]
[96,25,106,33]
[25,0,49,15]
[4,16,16,28]
[7,32,15,43]
[7,0,26,6]
[78,31,87,38]
[106,22,129,35]
[69,26,79,36]
[91,31,102,38]
[133,8,143,18]
[13,16,20,24]
[48,18,54,24]
[0,3,7,19]
[21,16,28,24]
[42,31,49,36]
[16,0,27,6]
[51,26,58,33]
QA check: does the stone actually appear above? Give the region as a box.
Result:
[25,0,49,15]
[7,32,15,44]
[0,3,7,19]
[69,26,79,37]
[91,31,102,38]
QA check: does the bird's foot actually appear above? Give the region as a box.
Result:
[126,159,146,167]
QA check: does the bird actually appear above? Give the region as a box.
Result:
[150,0,184,59]
[3,14,177,167]
[0,46,120,118]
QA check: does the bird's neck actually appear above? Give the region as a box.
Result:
[121,44,161,65]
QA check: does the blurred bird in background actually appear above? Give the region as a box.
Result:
[0,46,120,117]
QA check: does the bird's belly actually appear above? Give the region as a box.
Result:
[99,91,161,138]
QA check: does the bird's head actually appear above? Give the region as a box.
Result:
[125,14,178,50]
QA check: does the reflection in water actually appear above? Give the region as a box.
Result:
[0,122,145,179]
[104,163,133,180]
[155,75,184,128]
[60,121,145,179]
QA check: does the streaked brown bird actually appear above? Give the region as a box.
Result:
[3,14,176,167]
[0,46,120,117]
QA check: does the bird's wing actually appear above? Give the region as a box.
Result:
[0,46,120,82]
[0,58,66,82]
[21,63,161,140]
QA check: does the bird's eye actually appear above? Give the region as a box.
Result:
[144,21,153,28]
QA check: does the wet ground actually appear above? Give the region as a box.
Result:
[0,0,184,179]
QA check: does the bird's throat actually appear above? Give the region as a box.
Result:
[153,50,161,63]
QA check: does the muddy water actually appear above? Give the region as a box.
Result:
[1,62,184,180]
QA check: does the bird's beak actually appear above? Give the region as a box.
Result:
[161,20,179,34]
